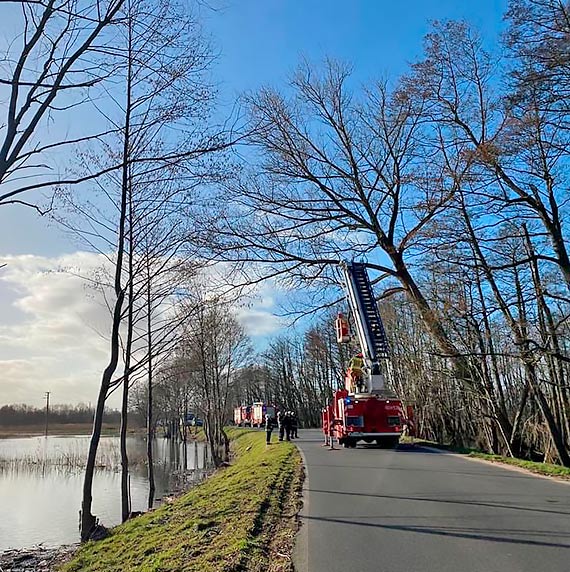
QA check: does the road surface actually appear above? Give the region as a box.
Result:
[294,430,570,572]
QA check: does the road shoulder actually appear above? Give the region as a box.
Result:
[417,444,570,485]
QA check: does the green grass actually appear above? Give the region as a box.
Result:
[60,430,303,572]
[467,452,570,479]
[401,436,570,479]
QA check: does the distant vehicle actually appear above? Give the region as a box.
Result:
[234,405,252,427]
[251,402,275,428]
[184,413,203,427]
[234,403,276,427]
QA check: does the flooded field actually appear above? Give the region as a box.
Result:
[0,435,209,551]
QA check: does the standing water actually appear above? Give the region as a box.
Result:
[0,435,210,551]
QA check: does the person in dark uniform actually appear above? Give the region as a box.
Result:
[290,411,299,439]
[283,411,292,441]
[265,414,275,445]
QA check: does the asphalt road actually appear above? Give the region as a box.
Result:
[293,429,570,572]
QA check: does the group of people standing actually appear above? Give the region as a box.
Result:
[265,409,298,444]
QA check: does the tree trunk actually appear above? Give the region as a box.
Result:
[120,187,135,523]
[146,257,155,509]
[80,291,125,540]
[80,12,132,539]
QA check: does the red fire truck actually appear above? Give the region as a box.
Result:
[234,403,276,427]
[251,402,276,427]
[323,262,408,448]
[233,405,252,427]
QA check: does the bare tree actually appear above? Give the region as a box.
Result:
[0,0,125,211]
[74,0,226,539]
[399,12,570,463]
[203,5,570,465]
[205,61,481,393]
[179,287,252,467]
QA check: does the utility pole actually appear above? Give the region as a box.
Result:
[183,392,188,470]
[44,391,50,437]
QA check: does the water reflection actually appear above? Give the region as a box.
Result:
[0,435,209,551]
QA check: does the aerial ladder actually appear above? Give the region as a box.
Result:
[323,262,406,448]
[342,261,391,392]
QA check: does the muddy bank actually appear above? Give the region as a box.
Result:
[0,544,77,571]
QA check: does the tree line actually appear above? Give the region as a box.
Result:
[198,0,570,465]
[0,404,128,426]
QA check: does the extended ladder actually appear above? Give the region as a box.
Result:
[342,261,390,389]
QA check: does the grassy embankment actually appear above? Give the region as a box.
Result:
[60,429,303,572]
[403,436,570,480]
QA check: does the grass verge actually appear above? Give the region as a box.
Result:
[401,436,570,480]
[467,452,570,479]
[59,429,303,572]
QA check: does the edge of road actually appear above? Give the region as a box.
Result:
[293,442,310,572]
[419,444,570,485]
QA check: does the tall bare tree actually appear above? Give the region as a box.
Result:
[75,0,227,539]
[203,2,570,466]
[179,287,251,467]
[0,0,125,211]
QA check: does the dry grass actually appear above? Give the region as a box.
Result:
[0,435,149,471]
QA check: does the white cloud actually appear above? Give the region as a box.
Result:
[193,261,284,337]
[0,252,115,407]
[233,278,283,336]
[235,307,282,337]
[0,252,283,406]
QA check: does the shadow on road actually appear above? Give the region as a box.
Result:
[295,440,446,452]
[305,462,539,480]
[300,513,570,549]
[306,488,570,517]
[394,443,445,453]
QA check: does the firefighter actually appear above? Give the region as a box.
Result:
[348,353,364,393]
[283,411,292,441]
[265,413,275,445]
[277,410,285,441]
[290,411,299,439]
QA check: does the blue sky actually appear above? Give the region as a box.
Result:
[0,0,508,405]
[0,0,508,258]
[206,0,507,99]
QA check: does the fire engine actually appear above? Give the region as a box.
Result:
[251,402,276,427]
[234,402,276,427]
[323,261,407,448]
[233,405,252,427]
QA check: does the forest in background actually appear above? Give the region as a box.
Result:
[0,404,125,427]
